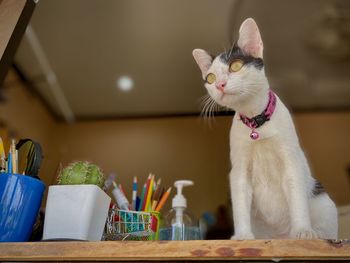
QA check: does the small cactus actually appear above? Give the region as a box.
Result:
[57,161,105,188]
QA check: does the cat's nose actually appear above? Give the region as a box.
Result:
[216,81,226,91]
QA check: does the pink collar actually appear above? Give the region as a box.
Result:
[239,90,277,140]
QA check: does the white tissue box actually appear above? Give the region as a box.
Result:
[43,185,111,241]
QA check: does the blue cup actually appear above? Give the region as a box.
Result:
[0,173,45,242]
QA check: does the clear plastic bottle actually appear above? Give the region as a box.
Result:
[159,180,201,240]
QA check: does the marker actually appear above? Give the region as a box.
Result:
[132,176,138,210]
[112,181,129,210]
[155,187,172,212]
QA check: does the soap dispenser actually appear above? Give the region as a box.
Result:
[159,180,201,240]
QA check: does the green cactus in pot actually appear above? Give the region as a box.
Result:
[57,161,105,188]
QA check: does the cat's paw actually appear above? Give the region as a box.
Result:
[230,232,255,240]
[290,228,318,239]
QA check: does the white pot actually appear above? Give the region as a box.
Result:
[43,185,111,241]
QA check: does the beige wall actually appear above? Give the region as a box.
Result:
[52,117,232,217]
[294,112,350,206]
[0,70,58,185]
[1,71,350,223]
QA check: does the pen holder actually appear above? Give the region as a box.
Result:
[104,209,160,241]
[0,173,45,242]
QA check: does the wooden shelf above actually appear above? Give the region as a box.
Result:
[0,239,349,262]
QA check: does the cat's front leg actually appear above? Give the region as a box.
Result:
[281,150,318,239]
[229,163,254,240]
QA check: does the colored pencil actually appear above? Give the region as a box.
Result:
[132,176,138,210]
[151,179,162,211]
[145,174,155,211]
[155,187,172,212]
[7,152,12,174]
[141,174,152,211]
[138,183,147,211]
[0,137,5,173]
[0,137,4,158]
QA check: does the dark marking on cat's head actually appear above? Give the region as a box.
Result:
[312,180,326,196]
[219,44,264,70]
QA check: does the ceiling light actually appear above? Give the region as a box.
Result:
[117,76,134,92]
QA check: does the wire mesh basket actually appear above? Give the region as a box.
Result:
[104,209,160,241]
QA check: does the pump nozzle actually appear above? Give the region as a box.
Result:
[172,180,194,208]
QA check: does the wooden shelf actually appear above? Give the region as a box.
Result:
[0,239,349,262]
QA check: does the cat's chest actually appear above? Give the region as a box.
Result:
[249,140,289,225]
[249,140,284,187]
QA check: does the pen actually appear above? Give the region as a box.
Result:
[132,176,137,210]
[112,181,129,210]
[155,187,172,212]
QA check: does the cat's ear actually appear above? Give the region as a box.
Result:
[192,49,213,76]
[237,18,263,58]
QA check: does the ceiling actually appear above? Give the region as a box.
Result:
[13,0,350,122]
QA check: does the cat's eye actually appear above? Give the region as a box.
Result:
[230,59,244,72]
[205,73,216,84]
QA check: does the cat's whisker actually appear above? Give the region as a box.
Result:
[209,100,215,118]
[200,95,219,120]
[201,97,210,112]
[199,95,213,117]
[201,96,212,107]
[200,98,212,118]
[208,100,215,118]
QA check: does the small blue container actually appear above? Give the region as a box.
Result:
[0,173,45,242]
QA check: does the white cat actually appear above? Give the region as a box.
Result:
[193,18,338,239]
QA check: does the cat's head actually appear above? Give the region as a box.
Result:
[192,18,268,111]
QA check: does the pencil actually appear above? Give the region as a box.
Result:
[151,179,162,211]
[0,137,5,172]
[132,176,138,210]
[141,174,151,211]
[138,183,146,211]
[11,139,17,174]
[7,152,12,174]
[155,187,172,212]
[144,174,154,211]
